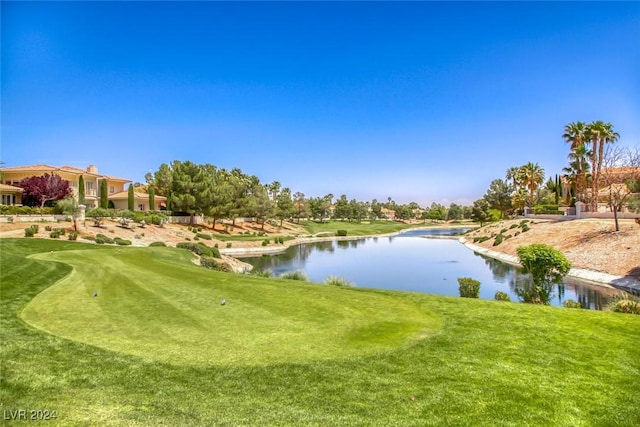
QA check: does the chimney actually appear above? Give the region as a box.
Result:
[87,165,98,174]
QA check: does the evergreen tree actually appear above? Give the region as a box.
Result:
[78,175,85,205]
[100,179,108,209]
[149,186,155,210]
[128,184,135,211]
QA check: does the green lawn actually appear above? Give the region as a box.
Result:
[299,220,428,236]
[2,238,639,426]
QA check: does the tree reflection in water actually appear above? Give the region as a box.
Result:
[475,253,617,310]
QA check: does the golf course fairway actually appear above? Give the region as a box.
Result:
[21,245,439,366]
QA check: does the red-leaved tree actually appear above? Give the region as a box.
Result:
[19,174,72,208]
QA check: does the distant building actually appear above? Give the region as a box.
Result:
[0,164,165,210]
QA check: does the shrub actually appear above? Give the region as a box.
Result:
[336,230,348,237]
[493,233,504,246]
[457,277,480,298]
[500,228,508,234]
[515,244,571,305]
[280,270,309,281]
[49,230,62,239]
[196,232,212,240]
[149,241,167,247]
[114,237,132,246]
[45,225,52,231]
[509,223,519,229]
[262,239,269,246]
[253,270,273,278]
[324,276,354,287]
[494,291,510,301]
[211,246,221,259]
[176,242,214,257]
[473,236,490,243]
[226,242,232,248]
[563,299,582,309]
[68,231,78,241]
[25,225,38,237]
[200,256,232,272]
[96,234,115,244]
[609,295,640,315]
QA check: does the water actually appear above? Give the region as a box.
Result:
[241,228,623,310]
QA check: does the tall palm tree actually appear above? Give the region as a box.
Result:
[586,121,619,210]
[563,121,588,151]
[518,162,545,208]
[568,143,591,202]
[505,167,522,191]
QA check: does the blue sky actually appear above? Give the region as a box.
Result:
[2,1,639,206]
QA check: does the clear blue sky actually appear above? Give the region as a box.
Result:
[2,1,639,206]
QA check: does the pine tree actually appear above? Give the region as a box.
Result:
[100,180,108,209]
[149,186,155,211]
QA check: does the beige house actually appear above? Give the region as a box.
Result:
[109,190,166,211]
[0,183,24,206]
[0,164,130,208]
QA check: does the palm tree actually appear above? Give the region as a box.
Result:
[518,162,545,208]
[506,167,522,190]
[563,121,588,151]
[568,143,591,203]
[586,121,619,210]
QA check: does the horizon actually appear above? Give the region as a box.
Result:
[2,2,639,207]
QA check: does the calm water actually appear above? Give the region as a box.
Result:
[241,228,622,310]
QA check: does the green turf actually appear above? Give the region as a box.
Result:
[2,238,639,426]
[300,220,424,236]
[21,246,436,366]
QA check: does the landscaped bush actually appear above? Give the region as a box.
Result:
[226,242,232,248]
[25,225,39,237]
[45,225,52,231]
[176,242,214,257]
[200,256,232,272]
[494,291,510,301]
[253,270,273,278]
[457,277,480,298]
[68,231,78,241]
[563,299,582,309]
[262,239,270,246]
[211,246,221,259]
[521,224,531,232]
[324,276,354,287]
[609,295,640,315]
[493,233,504,246]
[336,230,348,236]
[114,237,132,246]
[96,234,115,244]
[509,223,519,229]
[280,270,309,281]
[148,241,167,247]
[196,232,212,240]
[473,236,490,243]
[49,230,62,239]
[533,204,562,215]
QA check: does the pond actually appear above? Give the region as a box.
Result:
[241,228,623,310]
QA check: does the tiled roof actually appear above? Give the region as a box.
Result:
[0,164,130,182]
[0,183,24,192]
[109,190,166,200]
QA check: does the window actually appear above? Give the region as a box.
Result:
[109,186,115,194]
[2,194,15,205]
[138,204,145,211]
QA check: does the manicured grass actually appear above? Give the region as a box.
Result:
[2,238,640,426]
[300,220,422,236]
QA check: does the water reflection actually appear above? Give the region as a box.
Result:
[475,253,617,310]
[241,228,624,310]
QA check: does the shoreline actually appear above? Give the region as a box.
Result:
[459,238,640,295]
[222,225,640,294]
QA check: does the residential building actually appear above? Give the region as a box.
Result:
[0,164,129,208]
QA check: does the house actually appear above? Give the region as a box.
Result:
[109,189,166,211]
[0,183,24,206]
[0,164,129,208]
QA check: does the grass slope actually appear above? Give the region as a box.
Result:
[21,245,436,366]
[300,220,422,236]
[2,238,639,426]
